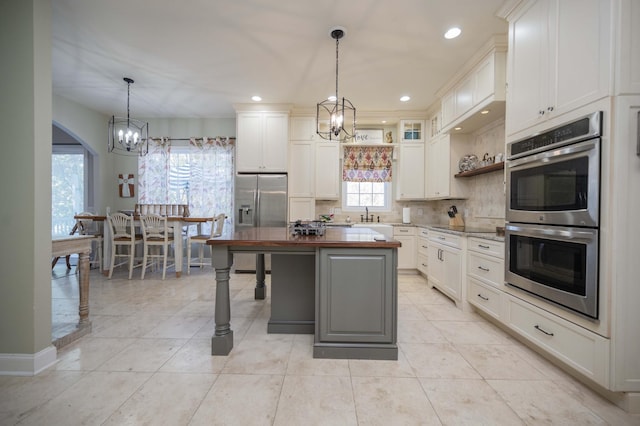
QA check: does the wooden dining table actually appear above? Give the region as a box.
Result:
[74,214,211,278]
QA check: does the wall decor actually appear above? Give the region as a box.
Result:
[118,173,135,198]
[354,129,384,144]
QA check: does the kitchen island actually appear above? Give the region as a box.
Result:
[207,226,401,360]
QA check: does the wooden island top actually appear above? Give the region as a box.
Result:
[207,226,402,249]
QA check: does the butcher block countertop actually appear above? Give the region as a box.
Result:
[207,226,402,249]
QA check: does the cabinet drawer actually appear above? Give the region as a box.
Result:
[394,226,416,236]
[468,277,502,320]
[468,237,504,258]
[467,252,504,287]
[417,253,428,275]
[428,230,461,249]
[505,295,609,386]
[417,227,429,239]
[417,237,429,257]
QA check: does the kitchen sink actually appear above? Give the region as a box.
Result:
[352,223,394,239]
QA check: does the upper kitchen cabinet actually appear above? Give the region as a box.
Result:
[615,0,640,95]
[288,140,314,197]
[504,0,611,137]
[399,120,425,143]
[438,36,507,133]
[429,109,442,139]
[315,142,340,200]
[425,133,468,200]
[236,111,289,172]
[396,143,425,200]
[290,116,317,141]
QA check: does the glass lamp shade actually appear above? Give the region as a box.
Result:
[108,116,149,156]
[316,97,356,142]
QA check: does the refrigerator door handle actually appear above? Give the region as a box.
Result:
[255,189,260,227]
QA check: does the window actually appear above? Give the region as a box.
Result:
[341,145,393,211]
[138,138,234,230]
[52,146,85,236]
[343,181,391,211]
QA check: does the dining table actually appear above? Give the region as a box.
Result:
[74,214,211,278]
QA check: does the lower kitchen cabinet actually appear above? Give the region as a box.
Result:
[427,230,463,305]
[505,294,610,387]
[417,227,429,276]
[394,226,416,270]
[316,248,396,346]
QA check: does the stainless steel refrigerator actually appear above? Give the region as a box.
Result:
[234,173,288,272]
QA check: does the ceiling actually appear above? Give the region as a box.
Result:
[52,0,508,123]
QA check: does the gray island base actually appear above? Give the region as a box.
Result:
[208,227,400,360]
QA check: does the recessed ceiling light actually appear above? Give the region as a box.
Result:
[381,120,387,124]
[444,27,462,39]
[328,95,337,102]
[400,95,411,102]
[251,95,262,102]
[480,109,490,115]
[454,126,463,131]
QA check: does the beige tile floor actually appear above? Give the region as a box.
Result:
[1,262,639,425]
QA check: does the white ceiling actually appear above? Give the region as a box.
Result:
[52,0,508,122]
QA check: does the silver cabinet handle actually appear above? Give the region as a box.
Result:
[636,110,640,156]
[421,245,428,249]
[478,266,490,272]
[399,229,409,233]
[534,324,554,336]
[478,244,490,249]
[438,236,445,240]
[477,294,489,301]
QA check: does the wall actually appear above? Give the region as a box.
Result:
[317,118,506,229]
[0,0,55,370]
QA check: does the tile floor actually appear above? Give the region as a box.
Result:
[1,263,639,425]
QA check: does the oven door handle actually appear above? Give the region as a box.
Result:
[505,223,598,243]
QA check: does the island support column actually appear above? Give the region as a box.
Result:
[254,253,267,300]
[211,246,234,355]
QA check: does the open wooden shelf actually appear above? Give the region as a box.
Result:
[454,161,504,178]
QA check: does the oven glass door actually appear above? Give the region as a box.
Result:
[505,224,598,318]
[506,138,600,227]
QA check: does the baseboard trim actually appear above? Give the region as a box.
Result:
[0,345,57,376]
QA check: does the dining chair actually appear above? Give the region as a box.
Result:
[106,212,143,279]
[76,212,103,272]
[186,213,226,274]
[140,213,175,280]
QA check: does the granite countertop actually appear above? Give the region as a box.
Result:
[322,221,504,242]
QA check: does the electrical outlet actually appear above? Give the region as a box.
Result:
[417,208,424,216]
[334,208,341,214]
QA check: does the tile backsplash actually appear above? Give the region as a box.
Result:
[316,118,506,230]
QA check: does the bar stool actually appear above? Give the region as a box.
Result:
[106,212,143,279]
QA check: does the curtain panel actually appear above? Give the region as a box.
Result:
[138,137,235,220]
[342,145,393,182]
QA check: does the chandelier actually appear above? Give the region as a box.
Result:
[108,77,149,156]
[317,26,356,141]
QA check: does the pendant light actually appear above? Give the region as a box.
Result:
[317,26,356,141]
[108,77,149,156]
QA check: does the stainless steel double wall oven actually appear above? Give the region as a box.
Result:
[505,112,602,319]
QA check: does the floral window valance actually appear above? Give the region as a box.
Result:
[342,145,393,182]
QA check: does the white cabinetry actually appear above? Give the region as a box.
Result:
[616,0,640,94]
[236,112,289,172]
[290,116,317,141]
[505,0,611,136]
[417,227,429,276]
[315,142,340,200]
[399,120,425,143]
[394,226,416,270]
[427,230,464,304]
[396,143,425,200]
[425,134,468,200]
[466,237,505,320]
[505,294,610,387]
[438,40,506,133]
[289,197,315,221]
[288,141,314,197]
[429,109,442,139]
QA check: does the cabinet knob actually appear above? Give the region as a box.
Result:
[547,106,554,112]
[539,110,545,116]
